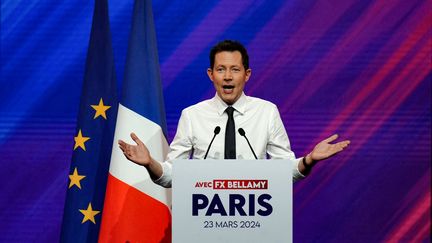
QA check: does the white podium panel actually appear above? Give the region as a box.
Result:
[172,160,292,243]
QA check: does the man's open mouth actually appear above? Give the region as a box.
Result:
[223,85,234,90]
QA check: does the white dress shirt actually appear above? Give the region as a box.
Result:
[155,93,305,187]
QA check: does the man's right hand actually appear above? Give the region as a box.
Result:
[118,132,152,166]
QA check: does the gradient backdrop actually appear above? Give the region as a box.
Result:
[1,0,430,242]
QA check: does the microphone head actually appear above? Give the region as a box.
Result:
[238,128,245,136]
[214,126,221,134]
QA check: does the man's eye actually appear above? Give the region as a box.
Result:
[217,68,225,73]
[232,68,240,73]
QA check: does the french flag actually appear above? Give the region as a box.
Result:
[99,0,172,242]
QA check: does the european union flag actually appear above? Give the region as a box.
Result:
[60,0,118,242]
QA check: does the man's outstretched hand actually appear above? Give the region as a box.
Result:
[118,133,163,180]
[118,133,152,166]
[299,134,350,175]
[309,134,350,162]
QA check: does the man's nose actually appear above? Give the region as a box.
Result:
[224,70,233,80]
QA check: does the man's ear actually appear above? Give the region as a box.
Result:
[245,68,252,82]
[207,68,214,81]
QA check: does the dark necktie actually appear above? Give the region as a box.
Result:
[224,106,236,159]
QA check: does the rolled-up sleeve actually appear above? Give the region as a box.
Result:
[266,105,305,182]
[154,110,193,188]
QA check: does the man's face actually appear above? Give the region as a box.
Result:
[207,51,251,105]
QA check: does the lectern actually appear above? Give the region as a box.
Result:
[172,159,293,243]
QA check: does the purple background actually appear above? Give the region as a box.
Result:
[0,0,430,242]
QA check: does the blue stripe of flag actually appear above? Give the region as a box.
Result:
[121,0,168,136]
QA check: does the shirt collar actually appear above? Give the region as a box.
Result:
[212,92,247,116]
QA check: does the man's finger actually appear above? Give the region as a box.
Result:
[118,140,128,150]
[130,132,143,145]
[118,139,126,147]
[323,134,338,143]
[330,145,345,155]
[338,140,350,148]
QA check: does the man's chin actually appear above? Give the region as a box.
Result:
[220,94,238,105]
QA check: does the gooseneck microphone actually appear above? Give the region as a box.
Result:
[238,128,258,159]
[204,126,221,159]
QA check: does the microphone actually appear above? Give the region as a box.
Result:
[238,128,258,159]
[204,126,221,159]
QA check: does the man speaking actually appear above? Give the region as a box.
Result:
[118,40,350,187]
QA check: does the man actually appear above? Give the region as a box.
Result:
[119,40,350,188]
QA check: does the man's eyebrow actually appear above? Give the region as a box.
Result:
[216,64,241,68]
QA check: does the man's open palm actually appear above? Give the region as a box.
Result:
[118,133,152,166]
[310,134,350,161]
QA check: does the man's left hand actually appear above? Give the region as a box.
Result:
[308,134,350,163]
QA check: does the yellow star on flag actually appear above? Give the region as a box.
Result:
[79,203,100,224]
[74,129,90,151]
[68,167,86,189]
[91,98,111,119]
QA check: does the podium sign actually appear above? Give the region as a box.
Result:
[172,160,292,243]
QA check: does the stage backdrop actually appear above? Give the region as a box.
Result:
[0,0,430,242]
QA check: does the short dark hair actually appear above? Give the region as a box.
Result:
[209,40,249,70]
